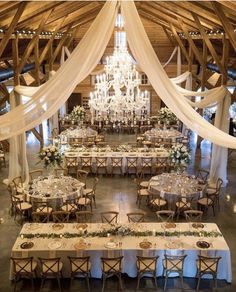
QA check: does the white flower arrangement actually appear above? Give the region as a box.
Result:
[39,145,62,168]
[169,143,191,166]
[70,105,86,121]
[158,107,178,124]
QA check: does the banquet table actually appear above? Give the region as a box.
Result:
[149,173,205,209]
[60,127,98,144]
[25,175,84,211]
[64,148,170,174]
[10,222,232,282]
[144,128,183,142]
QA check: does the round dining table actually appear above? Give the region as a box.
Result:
[148,173,205,209]
[25,175,84,210]
[144,128,183,142]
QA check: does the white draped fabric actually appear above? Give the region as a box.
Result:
[0,1,118,140]
[171,71,192,84]
[163,46,178,68]
[121,1,236,151]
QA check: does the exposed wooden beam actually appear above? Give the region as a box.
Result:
[222,35,229,85]
[211,1,236,51]
[170,23,190,63]
[17,9,52,74]
[50,25,73,67]
[178,18,204,66]
[12,35,19,86]
[162,27,176,47]
[139,11,173,32]
[0,2,27,58]
[192,13,227,77]
[0,2,20,18]
[38,16,66,65]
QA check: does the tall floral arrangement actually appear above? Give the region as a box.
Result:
[170,143,191,166]
[39,145,62,168]
[70,105,85,121]
[158,107,177,124]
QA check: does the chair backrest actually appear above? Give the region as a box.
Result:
[101,256,123,274]
[12,195,23,209]
[75,211,93,223]
[34,201,51,213]
[127,212,145,222]
[77,169,89,183]
[127,157,138,168]
[12,176,23,188]
[197,255,221,274]
[141,157,153,168]
[136,255,158,272]
[68,256,90,273]
[92,177,99,192]
[184,210,203,222]
[177,195,194,209]
[156,157,168,167]
[63,198,78,212]
[101,211,119,224]
[65,156,78,167]
[81,156,92,167]
[52,211,70,222]
[216,177,223,194]
[164,254,187,273]
[32,211,50,223]
[156,210,174,222]
[196,168,209,183]
[11,257,35,274]
[54,168,68,176]
[95,157,108,167]
[39,257,61,274]
[29,169,43,181]
[111,157,123,167]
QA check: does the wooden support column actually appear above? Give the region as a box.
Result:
[12,35,20,87]
[0,2,27,58]
[34,36,40,85]
[221,36,229,85]
[201,42,208,90]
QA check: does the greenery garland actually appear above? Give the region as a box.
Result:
[20,230,222,239]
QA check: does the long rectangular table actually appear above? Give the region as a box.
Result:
[10,222,232,282]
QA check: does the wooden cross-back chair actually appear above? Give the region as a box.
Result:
[126,157,138,174]
[196,255,221,291]
[68,256,91,291]
[75,211,93,223]
[101,211,119,224]
[110,157,123,175]
[65,156,78,176]
[52,211,70,223]
[140,157,153,175]
[11,256,37,292]
[61,198,78,213]
[32,211,50,223]
[156,210,175,222]
[184,210,203,222]
[95,156,108,175]
[29,169,43,181]
[127,212,145,223]
[196,168,209,183]
[101,256,124,292]
[80,156,93,173]
[163,254,187,291]
[77,169,89,187]
[136,255,159,290]
[38,257,63,292]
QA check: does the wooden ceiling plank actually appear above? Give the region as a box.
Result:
[170,23,190,63]
[0,2,27,58]
[39,16,66,65]
[156,2,213,30]
[192,13,227,77]
[178,18,204,66]
[17,9,52,74]
[16,1,65,30]
[0,2,20,18]
[211,1,236,52]
[139,11,173,32]
[173,2,222,27]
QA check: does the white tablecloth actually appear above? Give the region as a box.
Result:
[144,129,183,142]
[10,222,232,282]
[64,150,169,174]
[149,173,204,209]
[25,176,84,210]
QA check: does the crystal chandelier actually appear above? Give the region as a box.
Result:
[89,15,149,120]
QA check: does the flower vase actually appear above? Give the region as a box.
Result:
[47,164,55,177]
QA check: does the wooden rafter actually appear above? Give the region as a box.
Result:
[192,12,227,77]
[211,1,236,51]
[0,2,27,58]
[17,9,52,74]
[178,18,204,66]
[139,11,174,32]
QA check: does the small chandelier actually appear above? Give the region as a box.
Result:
[89,14,149,120]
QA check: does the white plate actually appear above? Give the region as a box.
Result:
[104,242,117,249]
[48,240,62,250]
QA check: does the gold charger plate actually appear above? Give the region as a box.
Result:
[192,223,204,229]
[74,241,87,250]
[164,223,176,229]
[20,242,34,249]
[52,223,64,231]
[76,223,88,230]
[139,241,152,249]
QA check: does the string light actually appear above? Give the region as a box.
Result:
[0,29,70,39]
[173,29,230,39]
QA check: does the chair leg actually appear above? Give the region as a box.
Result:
[86,275,90,292]
[102,275,106,292]
[154,275,158,289]
[164,274,168,291]
[57,276,62,292]
[136,275,141,290]
[30,275,35,291]
[118,274,123,290]
[196,276,200,291]
[40,277,45,290]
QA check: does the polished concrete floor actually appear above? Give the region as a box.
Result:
[0,132,235,291]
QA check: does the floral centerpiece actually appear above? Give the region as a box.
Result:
[70,105,86,122]
[158,107,178,124]
[169,143,191,167]
[39,145,62,169]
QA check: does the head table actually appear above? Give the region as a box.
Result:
[10,222,231,282]
[25,175,84,211]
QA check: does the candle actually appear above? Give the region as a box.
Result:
[20,234,24,239]
[152,229,156,236]
[226,194,230,201]
[59,234,63,239]
[107,233,110,238]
